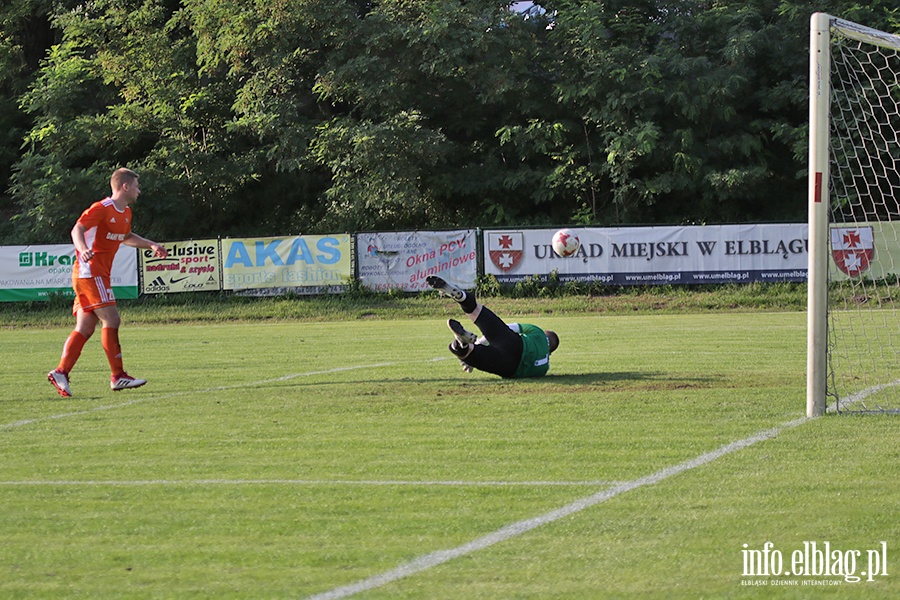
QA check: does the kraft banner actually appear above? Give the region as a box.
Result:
[0,245,138,302]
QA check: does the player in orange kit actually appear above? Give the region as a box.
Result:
[47,168,168,397]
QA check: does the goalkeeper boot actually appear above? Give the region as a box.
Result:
[426,275,465,301]
[426,276,477,312]
[48,369,72,398]
[448,339,473,359]
[111,372,147,391]
[447,318,477,346]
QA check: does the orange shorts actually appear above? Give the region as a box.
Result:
[72,275,117,315]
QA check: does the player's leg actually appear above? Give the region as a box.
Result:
[447,318,478,346]
[425,275,522,346]
[458,343,519,378]
[471,304,523,356]
[426,275,511,335]
[446,333,516,377]
[428,276,523,376]
[92,304,147,391]
[48,282,101,397]
[58,310,97,366]
[426,276,477,312]
[92,304,123,375]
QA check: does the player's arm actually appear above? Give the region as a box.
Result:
[123,232,168,258]
[71,222,93,260]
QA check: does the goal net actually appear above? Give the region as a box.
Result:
[808,14,900,415]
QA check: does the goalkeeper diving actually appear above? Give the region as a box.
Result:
[426,276,559,378]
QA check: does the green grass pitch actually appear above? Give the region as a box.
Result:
[1,312,897,598]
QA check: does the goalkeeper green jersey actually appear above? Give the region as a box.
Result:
[510,323,550,378]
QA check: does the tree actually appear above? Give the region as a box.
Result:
[305,0,565,229]
[5,0,900,243]
[495,0,812,226]
[10,0,320,242]
[0,0,64,240]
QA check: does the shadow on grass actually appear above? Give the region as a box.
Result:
[253,370,722,394]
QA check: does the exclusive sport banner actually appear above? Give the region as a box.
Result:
[140,239,221,294]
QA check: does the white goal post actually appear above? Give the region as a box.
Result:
[808,13,900,416]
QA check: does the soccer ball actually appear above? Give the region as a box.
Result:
[552,228,580,257]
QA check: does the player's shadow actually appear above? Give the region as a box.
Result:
[247,370,721,391]
[537,371,723,388]
[545,371,657,384]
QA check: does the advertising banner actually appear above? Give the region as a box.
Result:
[221,235,352,294]
[357,229,477,292]
[0,244,138,302]
[141,239,221,294]
[829,222,900,281]
[484,225,810,285]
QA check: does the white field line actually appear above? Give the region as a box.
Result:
[0,479,621,487]
[305,415,812,600]
[1,360,419,431]
[828,379,900,413]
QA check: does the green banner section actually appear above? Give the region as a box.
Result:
[0,286,139,302]
[0,244,139,303]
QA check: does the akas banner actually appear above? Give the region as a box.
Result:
[0,245,137,302]
[357,230,477,292]
[221,235,351,294]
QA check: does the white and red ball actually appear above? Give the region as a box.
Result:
[551,228,580,257]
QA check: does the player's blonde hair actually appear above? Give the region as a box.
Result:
[110,167,139,191]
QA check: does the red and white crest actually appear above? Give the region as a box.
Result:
[831,227,874,277]
[488,232,524,272]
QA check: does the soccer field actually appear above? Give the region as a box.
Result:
[1,312,897,598]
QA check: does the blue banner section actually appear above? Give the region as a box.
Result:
[494,269,808,286]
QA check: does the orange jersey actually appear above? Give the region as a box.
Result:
[73,198,132,280]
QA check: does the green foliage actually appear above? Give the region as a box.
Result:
[475,273,502,297]
[1,0,898,242]
[512,273,545,298]
[308,111,454,230]
[538,0,812,224]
